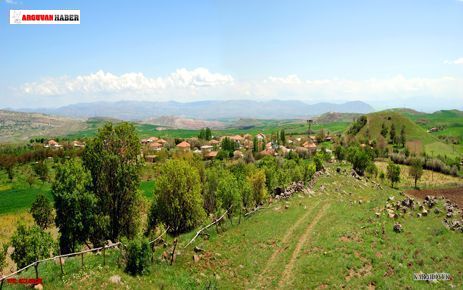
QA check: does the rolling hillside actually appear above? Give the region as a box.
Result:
[353,111,462,158]
[0,110,86,142]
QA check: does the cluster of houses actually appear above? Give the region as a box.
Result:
[43,139,85,149]
[141,132,334,162]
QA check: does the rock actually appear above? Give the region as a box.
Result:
[434,208,440,214]
[336,167,341,173]
[417,213,422,218]
[375,212,381,218]
[34,284,43,290]
[393,223,403,233]
[109,275,122,284]
[193,254,200,263]
[194,246,204,253]
[284,204,289,209]
[388,196,395,201]
[422,209,428,216]
[446,212,453,218]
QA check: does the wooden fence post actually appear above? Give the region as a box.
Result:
[34,261,39,279]
[170,239,177,265]
[103,245,106,266]
[81,253,84,268]
[59,256,64,276]
[1,277,4,290]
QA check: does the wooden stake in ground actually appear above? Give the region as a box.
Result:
[81,253,84,268]
[59,257,64,276]
[103,245,106,266]
[170,239,178,265]
[34,261,39,279]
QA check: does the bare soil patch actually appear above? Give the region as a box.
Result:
[406,187,463,208]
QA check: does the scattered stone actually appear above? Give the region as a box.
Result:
[34,284,43,290]
[393,223,403,233]
[284,204,289,209]
[109,275,122,284]
[422,209,428,216]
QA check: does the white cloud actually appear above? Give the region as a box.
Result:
[5,0,19,4]
[444,57,463,65]
[13,68,463,109]
[20,68,234,97]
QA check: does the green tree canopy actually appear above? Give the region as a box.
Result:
[387,162,401,188]
[30,194,54,230]
[82,122,143,241]
[10,224,53,268]
[149,159,205,234]
[52,159,100,254]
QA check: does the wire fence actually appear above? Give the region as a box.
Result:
[0,227,169,287]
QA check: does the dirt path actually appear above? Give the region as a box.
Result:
[255,201,321,287]
[277,203,330,288]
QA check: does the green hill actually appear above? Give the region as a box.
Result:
[352,111,462,158]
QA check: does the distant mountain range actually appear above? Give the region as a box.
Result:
[17,100,375,120]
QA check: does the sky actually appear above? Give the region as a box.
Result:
[0,0,462,111]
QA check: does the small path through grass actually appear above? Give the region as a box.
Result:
[255,201,321,287]
[277,202,330,288]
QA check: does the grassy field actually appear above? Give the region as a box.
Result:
[63,118,350,141]
[5,163,462,289]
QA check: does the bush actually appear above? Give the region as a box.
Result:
[10,224,54,268]
[124,236,153,275]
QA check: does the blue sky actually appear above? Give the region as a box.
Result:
[1,0,462,111]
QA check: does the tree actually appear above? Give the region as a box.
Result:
[400,126,406,147]
[380,123,388,138]
[387,162,401,188]
[409,158,423,189]
[26,172,36,188]
[247,169,267,206]
[10,224,53,269]
[252,136,259,153]
[347,146,372,176]
[390,123,396,144]
[149,159,205,234]
[203,165,226,214]
[216,172,242,221]
[334,146,346,161]
[205,127,212,141]
[82,122,143,241]
[314,155,324,172]
[0,155,16,181]
[30,194,54,230]
[33,161,49,183]
[198,128,206,140]
[280,129,286,145]
[52,159,99,253]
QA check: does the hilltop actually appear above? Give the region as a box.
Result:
[352,111,461,157]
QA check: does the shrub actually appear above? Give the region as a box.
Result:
[314,155,324,172]
[10,224,54,268]
[124,236,153,275]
